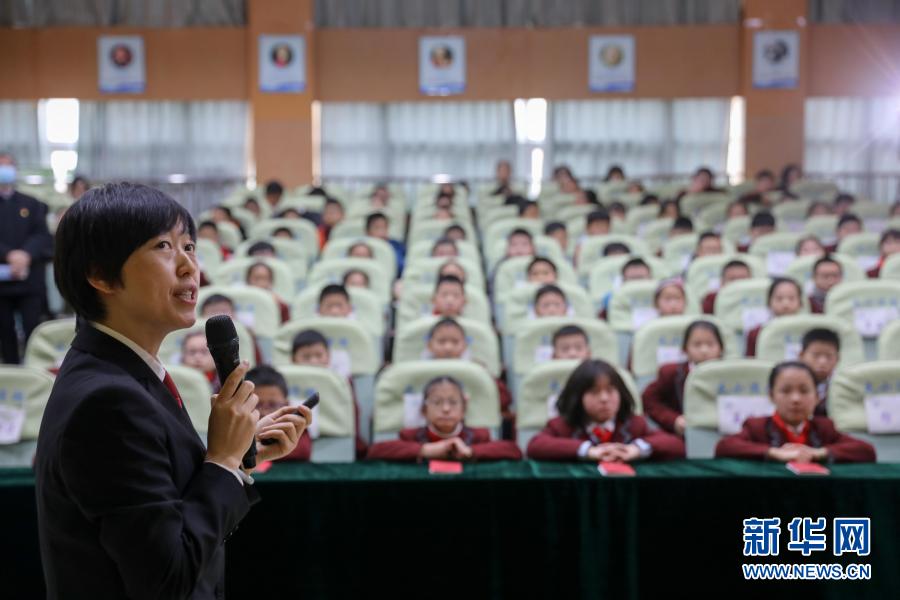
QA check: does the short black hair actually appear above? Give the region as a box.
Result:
[319,284,349,305]
[552,324,589,346]
[509,227,533,238]
[768,360,817,392]
[247,241,276,256]
[813,255,841,275]
[422,375,465,401]
[365,212,388,230]
[639,194,660,206]
[544,221,566,235]
[751,211,776,228]
[527,256,557,274]
[292,329,329,354]
[431,237,457,251]
[767,277,802,305]
[54,183,196,322]
[434,274,464,293]
[535,284,566,304]
[879,228,900,246]
[834,193,855,206]
[722,259,751,276]
[200,293,234,313]
[324,197,344,210]
[246,261,274,284]
[518,200,539,216]
[555,359,636,427]
[603,242,631,256]
[273,227,293,238]
[801,328,840,353]
[265,180,284,197]
[622,257,649,275]
[581,189,599,205]
[429,317,464,339]
[698,231,720,243]
[198,220,218,231]
[608,201,626,214]
[837,213,861,228]
[672,216,693,231]
[246,364,288,397]
[683,320,724,352]
[586,209,610,225]
[342,269,369,286]
[443,224,466,238]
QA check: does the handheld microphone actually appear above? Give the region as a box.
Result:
[205,315,257,470]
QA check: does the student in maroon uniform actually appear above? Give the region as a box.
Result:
[527,359,685,462]
[808,256,842,313]
[642,320,724,436]
[798,328,840,417]
[745,277,803,356]
[245,365,312,461]
[367,376,521,462]
[702,259,752,314]
[867,228,900,278]
[715,361,875,463]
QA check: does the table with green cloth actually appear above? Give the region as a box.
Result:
[2,460,899,599]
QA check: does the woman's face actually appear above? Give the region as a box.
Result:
[582,375,622,424]
[771,367,817,427]
[684,328,722,365]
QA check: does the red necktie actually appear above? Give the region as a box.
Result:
[163,371,184,409]
[772,413,809,445]
[591,426,613,444]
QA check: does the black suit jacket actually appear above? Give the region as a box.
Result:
[34,324,259,599]
[0,190,53,296]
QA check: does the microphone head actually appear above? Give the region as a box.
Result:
[205,314,238,348]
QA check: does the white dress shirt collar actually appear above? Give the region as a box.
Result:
[89,321,166,382]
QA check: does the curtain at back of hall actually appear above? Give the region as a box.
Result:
[805,97,900,202]
[320,101,516,180]
[77,101,249,180]
[0,101,40,169]
[549,98,731,181]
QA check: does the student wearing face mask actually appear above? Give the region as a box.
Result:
[0,152,54,364]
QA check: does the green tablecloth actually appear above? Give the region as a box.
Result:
[3,460,900,599]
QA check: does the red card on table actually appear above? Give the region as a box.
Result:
[429,460,463,475]
[598,462,636,477]
[254,460,274,474]
[786,461,830,476]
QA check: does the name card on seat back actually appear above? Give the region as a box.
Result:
[864,394,900,434]
[717,395,774,435]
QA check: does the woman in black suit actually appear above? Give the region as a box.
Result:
[34,183,311,599]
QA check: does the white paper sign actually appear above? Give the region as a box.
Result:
[766,251,796,276]
[854,306,899,337]
[631,307,659,330]
[588,35,635,92]
[752,30,799,89]
[717,395,774,435]
[329,349,352,379]
[419,36,466,96]
[656,346,686,367]
[98,36,146,94]
[864,394,900,434]
[403,392,426,428]
[741,307,771,333]
[546,393,560,419]
[534,344,554,365]
[236,309,256,330]
[0,405,26,445]
[783,341,802,360]
[258,35,306,93]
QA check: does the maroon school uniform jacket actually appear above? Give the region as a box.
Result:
[809,294,825,314]
[526,416,685,461]
[641,362,689,434]
[702,291,717,315]
[366,427,522,462]
[745,325,761,357]
[714,416,875,463]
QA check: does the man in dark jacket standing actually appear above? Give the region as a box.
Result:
[0,152,53,364]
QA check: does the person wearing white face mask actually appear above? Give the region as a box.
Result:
[0,152,53,364]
